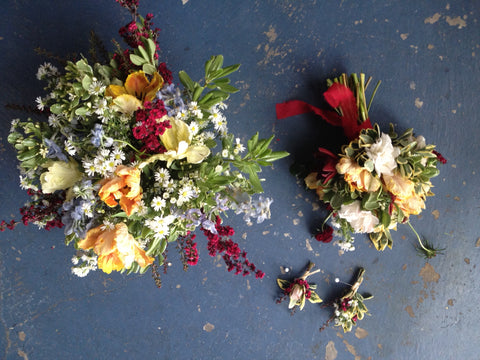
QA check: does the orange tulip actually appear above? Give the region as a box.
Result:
[78,223,154,274]
[99,165,142,216]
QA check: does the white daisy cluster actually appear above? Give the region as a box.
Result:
[71,250,98,277]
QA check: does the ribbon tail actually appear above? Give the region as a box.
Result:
[276,100,342,127]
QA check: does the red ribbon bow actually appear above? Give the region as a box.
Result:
[276,83,372,141]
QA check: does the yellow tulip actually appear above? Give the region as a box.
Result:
[106,71,164,114]
[140,118,210,168]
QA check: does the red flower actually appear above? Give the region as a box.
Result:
[315,225,334,243]
[315,147,338,184]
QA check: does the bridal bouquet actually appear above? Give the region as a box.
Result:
[4,0,288,284]
[277,73,445,258]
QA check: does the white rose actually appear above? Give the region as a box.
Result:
[40,159,82,193]
[337,201,379,233]
[366,133,400,176]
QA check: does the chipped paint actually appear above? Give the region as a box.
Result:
[203,322,215,332]
[293,218,300,225]
[400,33,409,40]
[17,350,28,360]
[306,238,313,251]
[18,331,26,341]
[446,15,467,29]
[409,81,416,90]
[181,0,189,4]
[475,238,480,247]
[464,258,470,265]
[264,25,278,43]
[432,209,440,220]
[342,339,361,360]
[415,98,424,108]
[325,341,338,360]
[424,13,441,24]
[354,327,368,339]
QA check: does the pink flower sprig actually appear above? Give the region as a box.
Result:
[276,262,323,312]
[201,216,265,279]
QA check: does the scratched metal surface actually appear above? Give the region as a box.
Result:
[1,1,479,359]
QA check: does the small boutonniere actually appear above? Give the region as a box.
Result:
[276,262,323,312]
[321,268,372,333]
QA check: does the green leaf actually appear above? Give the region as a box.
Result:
[130,54,146,66]
[277,278,291,290]
[49,103,64,114]
[142,63,157,75]
[179,71,195,92]
[308,291,323,304]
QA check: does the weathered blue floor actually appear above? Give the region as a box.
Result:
[1,1,479,359]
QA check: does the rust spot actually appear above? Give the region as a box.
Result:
[475,238,480,247]
[447,299,455,307]
[405,305,415,318]
[402,264,407,271]
[431,209,440,220]
[419,263,440,288]
[464,258,470,265]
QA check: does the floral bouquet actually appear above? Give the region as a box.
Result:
[276,73,446,258]
[4,0,288,284]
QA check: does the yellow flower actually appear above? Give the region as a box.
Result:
[383,171,426,216]
[98,165,142,216]
[305,172,326,200]
[336,157,381,193]
[106,71,164,114]
[140,118,210,168]
[40,159,82,193]
[78,223,154,274]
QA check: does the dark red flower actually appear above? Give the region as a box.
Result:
[315,225,334,243]
[314,147,338,184]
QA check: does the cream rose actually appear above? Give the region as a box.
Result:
[40,159,82,193]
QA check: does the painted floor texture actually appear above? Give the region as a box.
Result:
[1,1,479,359]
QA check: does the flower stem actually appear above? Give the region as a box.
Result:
[407,221,444,259]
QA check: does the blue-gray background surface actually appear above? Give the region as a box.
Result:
[1,1,479,359]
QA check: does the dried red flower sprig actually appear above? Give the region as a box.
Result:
[202,216,265,279]
[177,232,199,270]
[0,189,64,232]
[132,99,171,154]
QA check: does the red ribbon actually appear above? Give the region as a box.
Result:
[276,83,372,141]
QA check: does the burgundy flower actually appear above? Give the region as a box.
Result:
[314,147,338,184]
[315,225,334,243]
